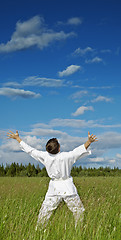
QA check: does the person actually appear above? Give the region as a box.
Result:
[7,130,98,229]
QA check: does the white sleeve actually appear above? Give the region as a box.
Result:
[68,144,91,165]
[20,141,45,165]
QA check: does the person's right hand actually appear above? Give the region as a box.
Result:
[7,130,22,143]
[7,130,19,140]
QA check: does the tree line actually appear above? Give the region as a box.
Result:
[0,163,121,177]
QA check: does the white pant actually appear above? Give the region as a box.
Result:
[37,193,85,228]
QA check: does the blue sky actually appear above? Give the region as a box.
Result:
[0,0,121,168]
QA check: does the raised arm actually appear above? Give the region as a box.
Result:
[7,130,45,165]
[7,130,22,143]
[84,131,98,149]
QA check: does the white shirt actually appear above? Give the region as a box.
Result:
[20,141,91,196]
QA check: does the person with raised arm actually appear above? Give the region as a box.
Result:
[7,130,98,229]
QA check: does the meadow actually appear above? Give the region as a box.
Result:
[0,177,120,240]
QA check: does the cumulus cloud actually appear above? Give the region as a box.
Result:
[96,132,121,150]
[0,140,20,152]
[85,56,103,64]
[0,87,41,99]
[1,123,121,168]
[22,135,44,150]
[72,106,94,116]
[0,16,75,53]
[27,128,68,138]
[58,65,81,77]
[92,95,112,103]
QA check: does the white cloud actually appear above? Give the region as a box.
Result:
[73,47,94,56]
[89,86,113,90]
[92,95,112,103]
[58,17,83,26]
[0,16,75,53]
[109,159,115,163]
[85,56,103,64]
[22,135,43,150]
[3,76,65,90]
[116,153,121,159]
[96,132,121,150]
[27,128,67,138]
[3,82,21,88]
[67,17,83,25]
[50,118,121,129]
[50,118,88,128]
[0,87,41,99]
[31,123,52,129]
[1,124,121,168]
[0,140,21,152]
[115,47,120,56]
[58,65,81,77]
[89,157,104,163]
[71,90,88,100]
[100,49,111,53]
[23,76,65,87]
[72,106,94,116]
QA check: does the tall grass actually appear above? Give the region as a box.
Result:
[0,177,120,240]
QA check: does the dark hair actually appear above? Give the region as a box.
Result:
[46,138,60,154]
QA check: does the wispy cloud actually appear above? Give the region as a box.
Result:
[115,47,120,56]
[50,118,121,129]
[89,157,105,163]
[85,56,103,64]
[58,17,83,26]
[71,90,88,100]
[72,106,94,116]
[23,76,65,87]
[3,76,65,88]
[0,16,75,53]
[67,17,83,25]
[58,65,81,77]
[3,82,21,88]
[89,86,113,90]
[100,49,111,54]
[92,95,112,103]
[0,87,41,99]
[73,47,95,56]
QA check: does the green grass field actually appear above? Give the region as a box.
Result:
[0,177,121,240]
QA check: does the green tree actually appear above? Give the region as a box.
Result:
[7,163,16,177]
[0,164,5,176]
[27,163,33,177]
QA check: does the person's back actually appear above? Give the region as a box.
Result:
[7,130,97,229]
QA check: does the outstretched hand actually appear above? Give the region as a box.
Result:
[7,130,22,143]
[84,131,98,149]
[88,131,98,143]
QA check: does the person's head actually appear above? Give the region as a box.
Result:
[46,138,60,154]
